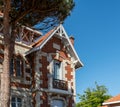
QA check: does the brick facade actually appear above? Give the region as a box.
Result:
[0,24,83,107]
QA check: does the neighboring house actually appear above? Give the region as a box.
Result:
[102,94,120,107]
[0,14,83,107]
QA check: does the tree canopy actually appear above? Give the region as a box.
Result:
[76,83,111,107]
[0,0,74,31]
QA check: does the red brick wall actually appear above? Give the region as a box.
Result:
[39,56,49,88]
[39,36,75,106]
[40,92,50,107]
[68,96,74,107]
[40,36,74,87]
[42,37,61,53]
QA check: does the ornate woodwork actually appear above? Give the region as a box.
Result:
[53,79,68,90]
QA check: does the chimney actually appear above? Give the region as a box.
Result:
[69,36,75,46]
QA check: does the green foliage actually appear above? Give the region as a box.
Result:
[76,83,111,107]
[1,0,75,31]
[8,0,75,30]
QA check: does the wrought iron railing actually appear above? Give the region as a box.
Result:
[53,79,68,90]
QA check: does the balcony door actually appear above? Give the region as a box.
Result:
[52,99,64,107]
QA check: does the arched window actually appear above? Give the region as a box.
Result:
[52,99,64,107]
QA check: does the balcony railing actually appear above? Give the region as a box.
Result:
[53,79,68,90]
[0,21,42,45]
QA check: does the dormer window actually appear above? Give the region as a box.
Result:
[53,60,62,80]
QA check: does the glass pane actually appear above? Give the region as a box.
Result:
[11,103,16,107]
[18,103,22,107]
[12,97,15,102]
[52,100,64,107]
[16,59,21,76]
[54,61,61,79]
[56,63,60,79]
[10,59,14,75]
[17,98,21,102]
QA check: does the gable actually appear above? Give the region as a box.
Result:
[26,24,83,69]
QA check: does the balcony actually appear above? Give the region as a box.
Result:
[53,79,68,90]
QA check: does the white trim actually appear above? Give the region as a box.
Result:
[26,24,83,68]
[49,88,72,95]
[10,96,22,107]
[60,25,83,67]
[103,100,120,105]
[22,26,42,35]
[33,88,73,95]
[25,27,59,55]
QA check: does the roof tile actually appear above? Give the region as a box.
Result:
[32,29,54,47]
[105,94,120,103]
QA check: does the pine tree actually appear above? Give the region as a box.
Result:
[0,0,75,106]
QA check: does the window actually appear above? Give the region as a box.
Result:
[16,58,22,76]
[10,59,14,75]
[10,56,23,77]
[52,99,64,107]
[11,97,22,107]
[53,60,62,80]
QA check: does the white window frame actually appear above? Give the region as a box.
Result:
[11,96,22,107]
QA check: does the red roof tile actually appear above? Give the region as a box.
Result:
[105,94,120,103]
[32,29,55,47]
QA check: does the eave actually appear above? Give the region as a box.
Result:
[26,24,83,69]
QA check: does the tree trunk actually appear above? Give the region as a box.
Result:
[0,0,11,107]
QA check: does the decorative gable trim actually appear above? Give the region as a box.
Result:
[26,24,83,68]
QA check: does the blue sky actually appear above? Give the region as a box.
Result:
[63,0,120,102]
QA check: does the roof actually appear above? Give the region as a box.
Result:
[26,24,83,69]
[32,29,54,47]
[103,94,120,105]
